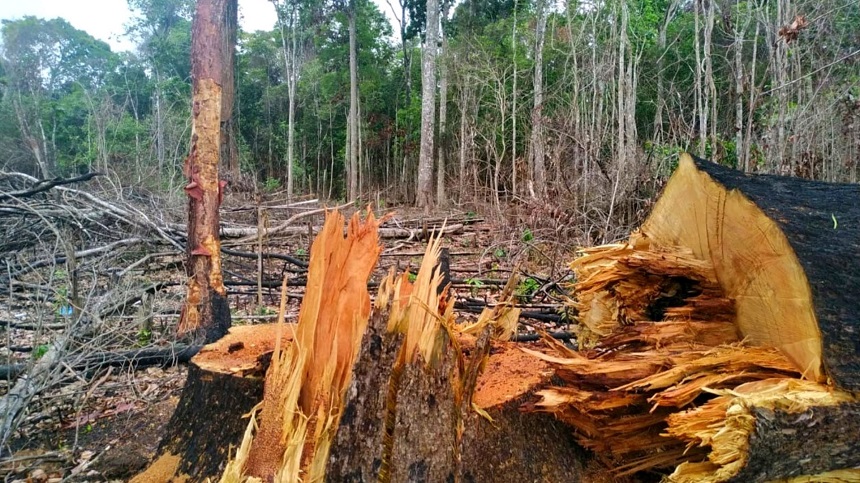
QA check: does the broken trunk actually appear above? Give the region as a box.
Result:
[527,153,860,482]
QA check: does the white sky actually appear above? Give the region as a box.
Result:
[0,0,400,53]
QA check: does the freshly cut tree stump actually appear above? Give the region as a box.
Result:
[131,324,292,482]
[527,153,860,482]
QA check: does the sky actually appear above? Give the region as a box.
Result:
[0,0,401,53]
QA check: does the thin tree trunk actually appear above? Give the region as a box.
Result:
[179,0,235,344]
[744,19,761,172]
[273,0,300,199]
[530,0,548,198]
[220,0,238,177]
[704,0,717,156]
[348,2,359,202]
[511,1,518,198]
[417,0,439,209]
[694,0,705,153]
[436,34,449,206]
[734,4,750,171]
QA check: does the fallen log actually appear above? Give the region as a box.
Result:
[526,153,860,482]
[0,343,200,381]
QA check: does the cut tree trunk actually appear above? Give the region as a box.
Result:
[131,324,292,482]
[527,153,860,482]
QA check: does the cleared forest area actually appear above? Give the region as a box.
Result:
[1,0,859,481]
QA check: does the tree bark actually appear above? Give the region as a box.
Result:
[530,0,548,198]
[348,2,359,202]
[179,0,234,344]
[219,0,238,177]
[416,0,439,209]
[436,27,449,206]
[132,325,290,482]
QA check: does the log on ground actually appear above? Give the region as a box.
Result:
[526,153,860,482]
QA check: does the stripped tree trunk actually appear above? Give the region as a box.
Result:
[179,0,235,344]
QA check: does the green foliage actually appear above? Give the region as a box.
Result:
[136,328,153,346]
[407,272,417,283]
[465,277,484,297]
[516,277,540,301]
[521,228,533,243]
[493,248,506,259]
[264,177,282,192]
[33,344,50,360]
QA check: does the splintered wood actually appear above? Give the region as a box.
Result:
[526,232,805,475]
[222,209,383,483]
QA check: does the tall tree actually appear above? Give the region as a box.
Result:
[529,0,547,198]
[179,0,236,343]
[417,0,440,209]
[272,0,302,197]
[348,0,360,202]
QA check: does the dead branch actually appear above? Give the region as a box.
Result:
[0,172,102,200]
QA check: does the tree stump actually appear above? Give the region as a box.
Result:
[131,324,292,482]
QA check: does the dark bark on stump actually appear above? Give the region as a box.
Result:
[325,311,594,482]
[132,362,263,482]
[690,155,860,390]
[726,401,860,482]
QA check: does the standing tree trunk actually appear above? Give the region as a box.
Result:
[436,16,449,206]
[417,0,439,209]
[273,0,300,199]
[348,2,359,202]
[179,0,235,344]
[219,0,238,178]
[530,0,548,198]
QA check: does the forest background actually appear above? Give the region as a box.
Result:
[1,0,859,238]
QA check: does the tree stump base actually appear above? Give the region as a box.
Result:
[132,324,292,482]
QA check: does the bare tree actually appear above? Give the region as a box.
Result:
[348,0,359,202]
[530,0,548,198]
[417,0,440,209]
[272,0,301,198]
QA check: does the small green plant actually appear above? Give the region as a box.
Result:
[522,228,534,243]
[263,177,281,192]
[516,277,541,301]
[136,327,152,346]
[407,272,417,283]
[33,344,50,360]
[466,211,477,220]
[256,305,275,316]
[295,247,308,257]
[465,277,485,297]
[494,248,507,259]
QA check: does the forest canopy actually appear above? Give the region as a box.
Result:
[0,0,858,215]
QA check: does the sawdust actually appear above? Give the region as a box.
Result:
[472,342,554,409]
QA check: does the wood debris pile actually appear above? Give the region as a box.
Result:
[525,233,806,475]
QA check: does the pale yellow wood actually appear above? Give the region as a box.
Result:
[641,154,822,380]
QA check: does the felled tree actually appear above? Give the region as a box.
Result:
[527,153,860,482]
